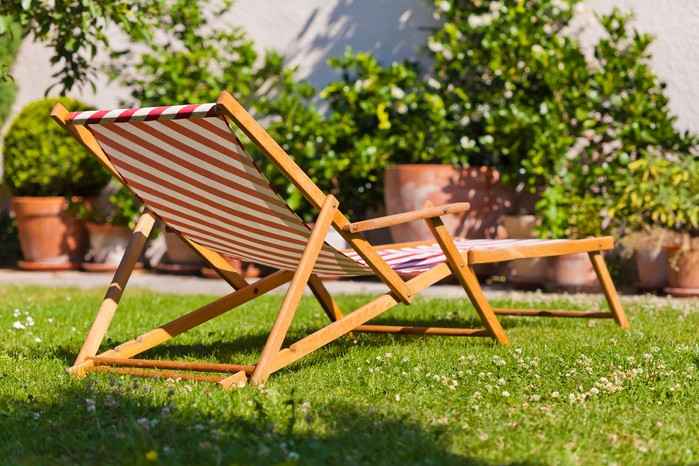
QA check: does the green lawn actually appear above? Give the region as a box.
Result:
[1,285,698,465]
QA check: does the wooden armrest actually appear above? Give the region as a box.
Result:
[343,202,470,233]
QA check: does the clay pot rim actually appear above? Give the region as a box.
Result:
[11,195,68,204]
[385,164,499,172]
[664,241,699,252]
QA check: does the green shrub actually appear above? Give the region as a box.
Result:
[2,97,111,197]
[428,1,696,237]
[612,153,699,237]
[0,17,21,129]
[70,184,142,229]
[261,49,458,219]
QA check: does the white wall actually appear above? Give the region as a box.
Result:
[3,0,698,144]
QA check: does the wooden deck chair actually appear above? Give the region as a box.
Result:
[51,91,629,388]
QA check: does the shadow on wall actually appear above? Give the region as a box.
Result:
[287,0,439,89]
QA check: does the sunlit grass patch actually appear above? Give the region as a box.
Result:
[0,285,697,465]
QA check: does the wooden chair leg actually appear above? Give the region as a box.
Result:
[70,212,156,376]
[589,251,630,329]
[251,196,339,384]
[424,209,510,345]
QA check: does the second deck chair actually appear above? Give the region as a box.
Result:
[51,91,629,388]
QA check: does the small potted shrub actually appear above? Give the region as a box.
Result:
[71,184,142,271]
[2,97,111,269]
[614,155,699,296]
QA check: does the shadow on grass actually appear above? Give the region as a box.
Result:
[0,380,516,466]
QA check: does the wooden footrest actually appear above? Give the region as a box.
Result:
[354,325,490,336]
[492,309,614,318]
[83,357,253,388]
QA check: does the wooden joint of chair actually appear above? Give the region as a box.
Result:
[343,202,470,233]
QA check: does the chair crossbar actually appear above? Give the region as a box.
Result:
[491,309,615,318]
[88,357,256,374]
[354,325,490,337]
[90,366,229,384]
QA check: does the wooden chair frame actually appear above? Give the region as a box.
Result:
[51,92,629,388]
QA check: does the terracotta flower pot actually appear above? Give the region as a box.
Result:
[664,243,699,296]
[154,231,205,274]
[634,247,668,291]
[384,165,512,243]
[546,252,600,292]
[503,215,547,287]
[12,196,87,270]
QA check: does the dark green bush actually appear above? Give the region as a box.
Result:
[2,97,111,197]
[0,18,21,129]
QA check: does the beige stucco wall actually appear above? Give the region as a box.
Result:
[2,0,697,174]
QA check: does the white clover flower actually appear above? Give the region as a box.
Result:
[13,321,25,330]
[531,44,545,55]
[395,394,401,401]
[530,394,540,402]
[502,391,510,397]
[439,0,451,12]
[551,391,560,398]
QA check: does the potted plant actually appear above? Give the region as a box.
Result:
[613,155,699,296]
[70,183,142,271]
[2,97,111,270]
[536,187,607,291]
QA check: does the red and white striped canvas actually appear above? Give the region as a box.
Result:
[72,103,566,277]
[72,103,370,276]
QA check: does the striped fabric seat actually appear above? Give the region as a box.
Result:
[71,103,569,277]
[345,238,567,274]
[72,103,371,277]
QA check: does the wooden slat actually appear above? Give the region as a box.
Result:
[88,366,225,383]
[216,91,327,211]
[343,202,470,232]
[589,251,630,328]
[468,236,615,264]
[251,195,339,384]
[492,309,614,318]
[354,325,490,336]
[51,103,126,184]
[88,357,255,374]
